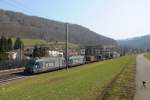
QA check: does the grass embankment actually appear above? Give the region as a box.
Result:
[0,55,135,100]
[144,53,150,60]
[104,55,136,100]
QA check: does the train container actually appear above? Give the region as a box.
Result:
[68,55,85,66]
[85,56,97,62]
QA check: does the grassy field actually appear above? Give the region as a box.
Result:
[104,55,136,100]
[48,42,79,49]
[12,38,79,49]
[144,53,150,60]
[0,55,135,100]
[12,38,48,46]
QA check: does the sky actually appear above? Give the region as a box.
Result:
[0,0,150,40]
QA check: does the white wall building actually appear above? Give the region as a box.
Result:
[8,50,24,60]
[48,50,63,57]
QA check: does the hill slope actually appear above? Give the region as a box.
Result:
[118,35,150,49]
[0,9,117,46]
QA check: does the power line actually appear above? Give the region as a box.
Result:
[8,0,41,15]
[1,0,50,19]
[1,0,38,15]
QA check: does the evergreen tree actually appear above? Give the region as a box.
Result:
[33,45,48,57]
[7,38,13,51]
[0,37,2,52]
[39,47,47,57]
[33,45,40,57]
[14,37,24,49]
[0,36,8,52]
[0,52,8,60]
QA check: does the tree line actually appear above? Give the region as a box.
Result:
[0,35,49,59]
[0,36,24,52]
[33,45,48,57]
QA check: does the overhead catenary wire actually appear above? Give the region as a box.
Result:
[7,0,41,15]
[1,0,39,16]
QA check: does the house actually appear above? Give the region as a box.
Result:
[48,50,63,57]
[85,45,102,61]
[24,46,34,56]
[68,49,79,56]
[85,45,116,60]
[8,52,17,60]
[8,50,24,61]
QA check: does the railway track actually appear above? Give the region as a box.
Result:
[0,68,25,76]
[0,61,102,84]
[0,75,26,84]
[0,68,26,84]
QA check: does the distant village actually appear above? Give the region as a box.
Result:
[0,35,146,70]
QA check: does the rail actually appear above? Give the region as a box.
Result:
[0,67,25,76]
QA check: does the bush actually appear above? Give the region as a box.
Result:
[0,52,8,61]
[14,37,24,50]
[33,45,48,57]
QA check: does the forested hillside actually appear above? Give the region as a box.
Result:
[0,9,117,46]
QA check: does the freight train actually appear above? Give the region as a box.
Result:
[25,45,118,74]
[25,56,85,74]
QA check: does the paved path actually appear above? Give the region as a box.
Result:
[134,54,150,100]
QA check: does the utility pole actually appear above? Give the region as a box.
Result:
[65,23,69,70]
[19,43,22,67]
[20,44,22,61]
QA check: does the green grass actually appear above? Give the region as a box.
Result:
[144,53,150,60]
[0,55,135,100]
[12,38,48,46]
[104,55,136,100]
[48,42,79,49]
[12,38,79,49]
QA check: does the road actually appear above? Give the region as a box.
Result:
[134,54,150,100]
